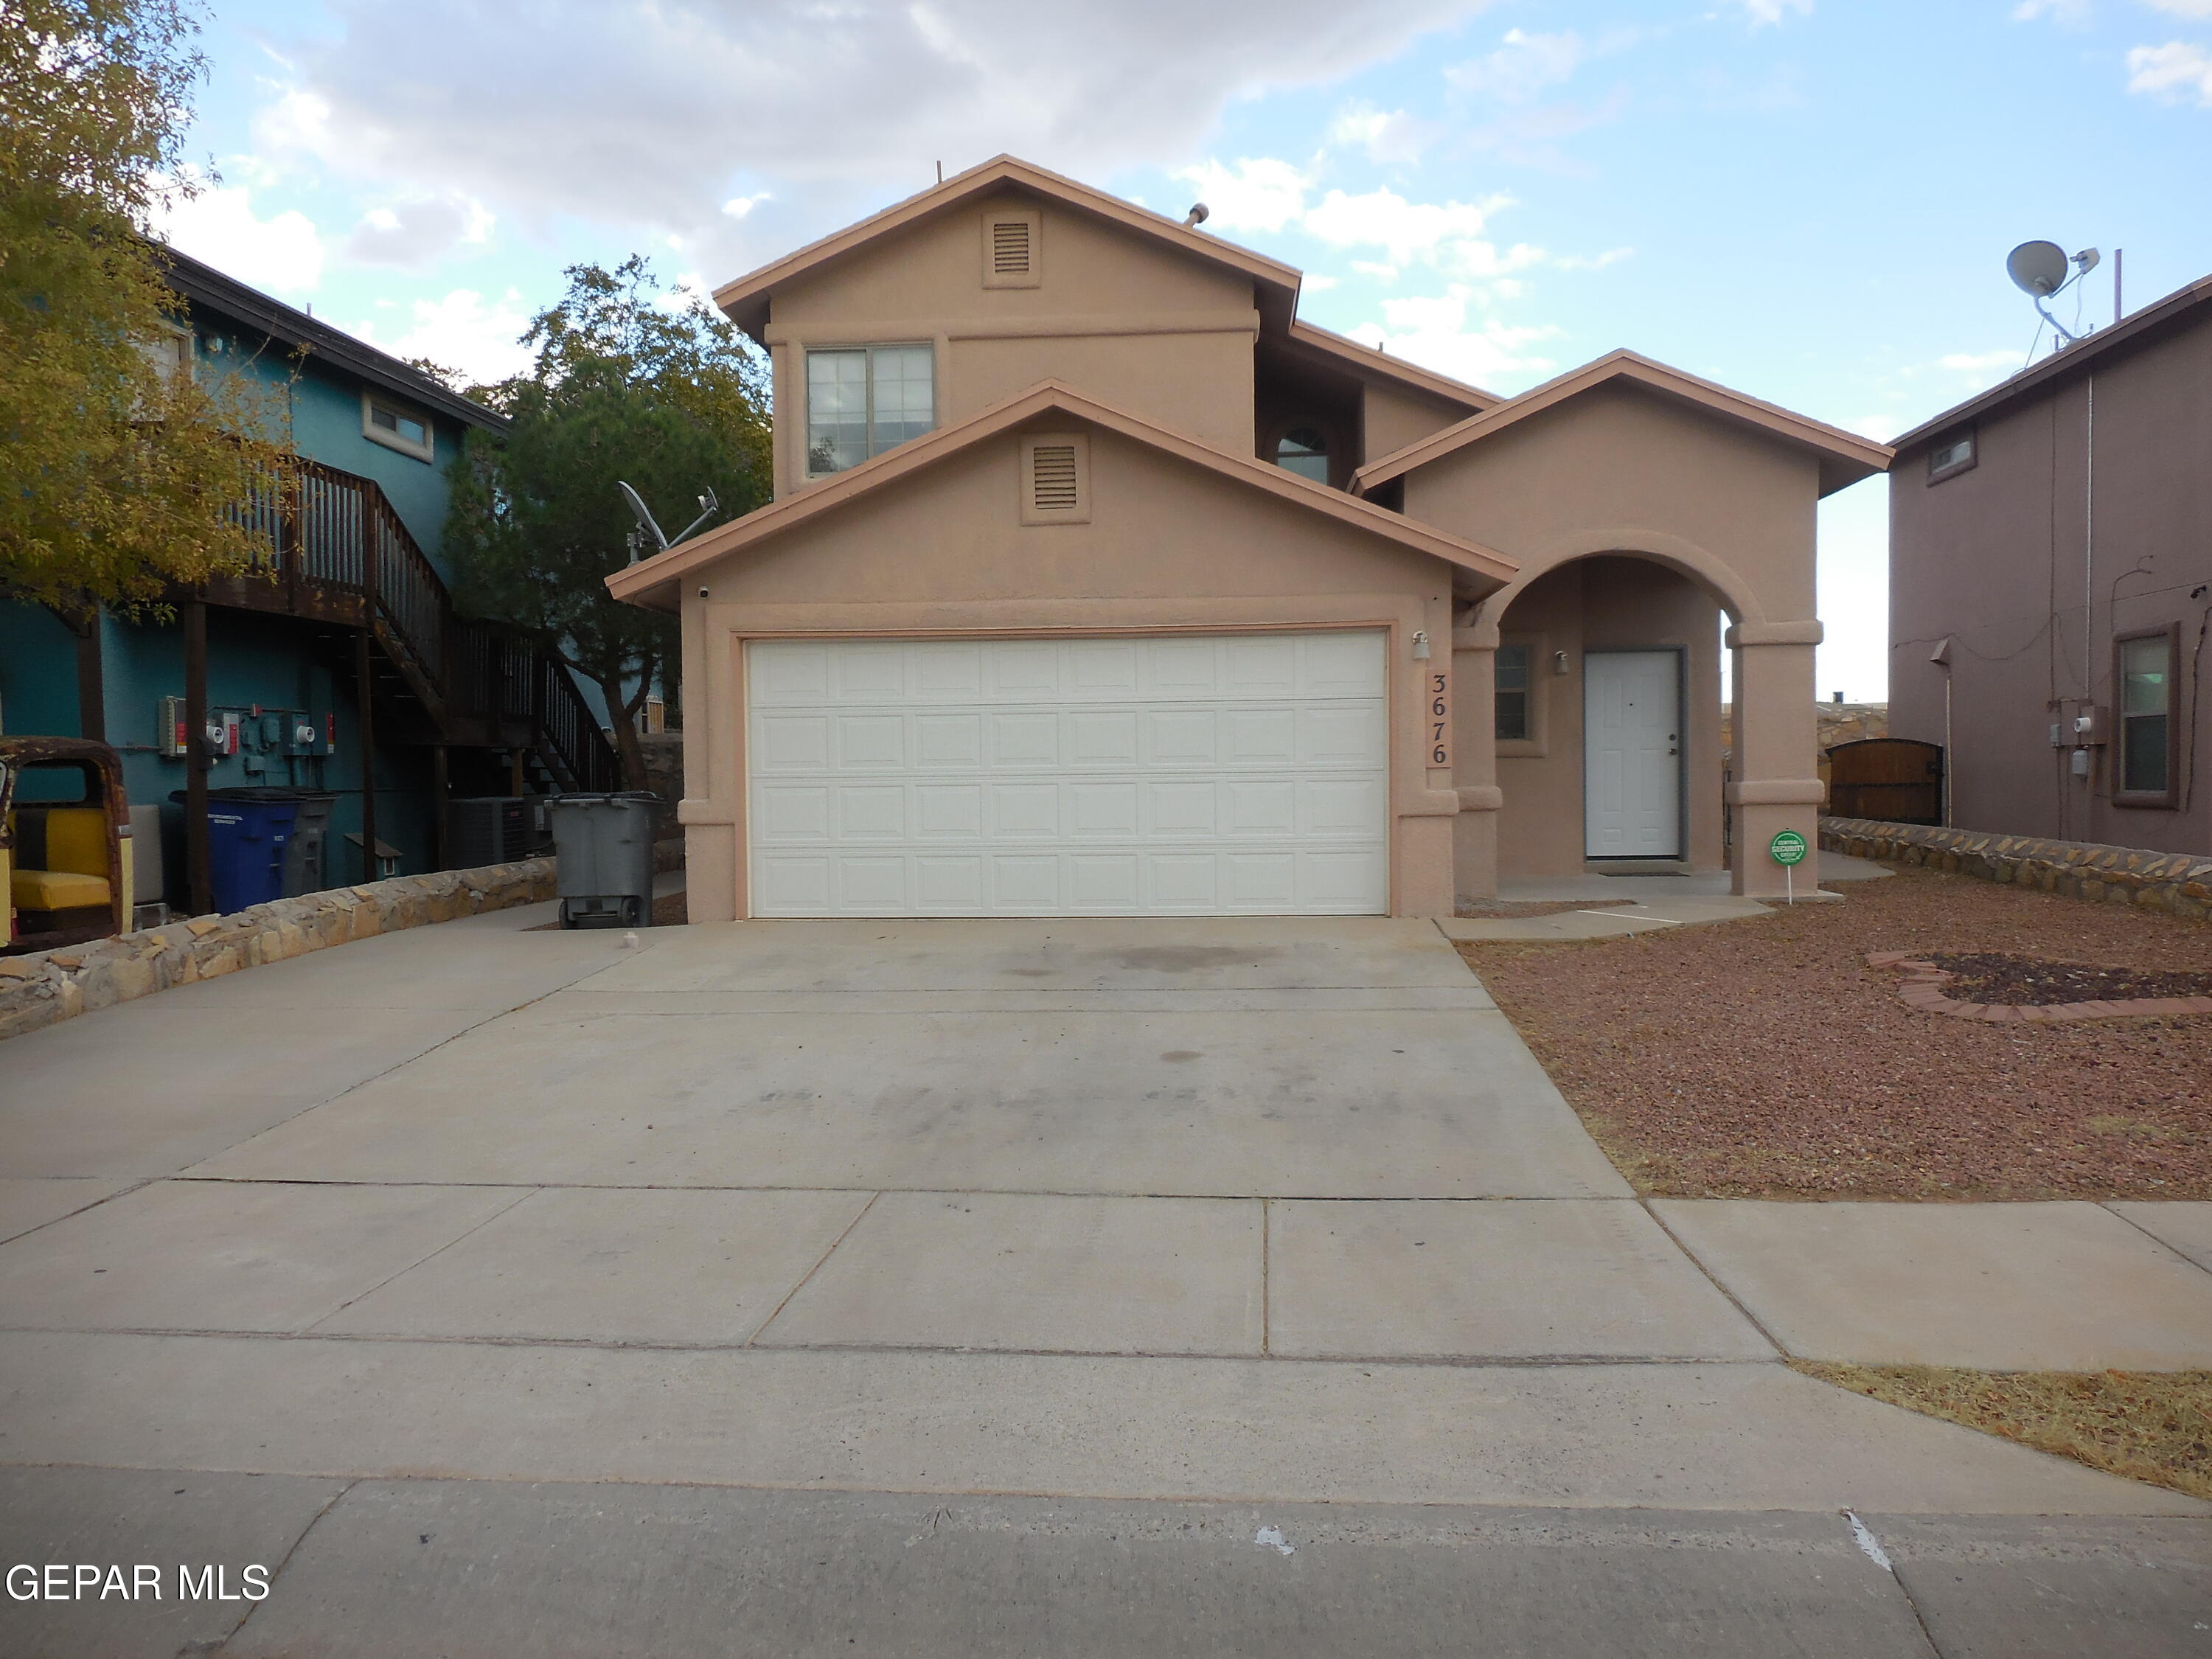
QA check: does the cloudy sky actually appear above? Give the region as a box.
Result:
[161,0,2212,698]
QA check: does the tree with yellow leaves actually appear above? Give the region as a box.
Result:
[1,0,288,649]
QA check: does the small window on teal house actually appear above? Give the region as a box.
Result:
[362,391,435,462]
[1273,426,1329,484]
[1495,644,1531,742]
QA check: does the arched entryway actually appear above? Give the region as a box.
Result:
[1450,544,1821,902]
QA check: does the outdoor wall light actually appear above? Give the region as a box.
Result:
[1553,650,1570,675]
[698,587,709,599]
[1411,630,1431,660]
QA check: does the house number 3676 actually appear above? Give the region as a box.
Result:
[1428,672,1451,768]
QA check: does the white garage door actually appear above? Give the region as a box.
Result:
[746,632,1389,917]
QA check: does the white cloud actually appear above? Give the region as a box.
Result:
[1326,102,1439,164]
[1302,185,1515,271]
[2127,38,2212,101]
[152,178,324,294]
[2012,0,2093,22]
[720,192,772,220]
[1556,246,1634,270]
[343,197,493,268]
[1445,29,1585,103]
[1172,157,1310,233]
[249,0,1504,267]
[1734,0,1812,22]
[2143,0,2212,15]
[1346,288,1561,387]
[349,288,533,385]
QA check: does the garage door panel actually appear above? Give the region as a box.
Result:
[1145,709,1220,766]
[1069,711,1140,766]
[1071,782,1141,837]
[990,783,1060,838]
[755,714,832,771]
[833,714,904,768]
[1144,779,1218,836]
[748,634,1386,917]
[990,712,1060,767]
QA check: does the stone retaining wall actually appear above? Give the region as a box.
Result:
[0,858,557,1043]
[1820,818,2211,921]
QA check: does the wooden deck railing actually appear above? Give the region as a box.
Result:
[219,455,621,792]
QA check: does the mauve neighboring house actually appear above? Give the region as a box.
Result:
[608,156,1890,919]
[1888,273,2212,855]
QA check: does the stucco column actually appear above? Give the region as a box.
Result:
[1726,620,1825,897]
[1451,611,1503,902]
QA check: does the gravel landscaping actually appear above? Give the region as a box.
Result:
[1797,1363,2212,1501]
[1461,865,2212,1200]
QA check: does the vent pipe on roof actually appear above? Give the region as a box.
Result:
[1182,203,1209,230]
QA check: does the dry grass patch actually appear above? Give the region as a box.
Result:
[1796,1360,2212,1502]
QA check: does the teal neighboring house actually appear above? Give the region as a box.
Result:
[0,246,616,915]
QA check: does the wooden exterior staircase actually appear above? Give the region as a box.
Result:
[204,455,622,794]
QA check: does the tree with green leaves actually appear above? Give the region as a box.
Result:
[445,257,771,788]
[1,0,288,639]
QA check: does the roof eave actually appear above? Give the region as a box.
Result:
[1888,272,2212,453]
[607,380,1516,611]
[1353,350,1892,499]
[712,155,1302,346]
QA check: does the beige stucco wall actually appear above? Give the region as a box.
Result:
[1363,379,1475,466]
[1406,383,1825,899]
[675,417,1462,922]
[762,190,1260,492]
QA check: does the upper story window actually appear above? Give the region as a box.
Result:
[363,391,435,463]
[1927,431,1975,482]
[2116,627,2177,804]
[1273,426,1329,484]
[137,324,194,386]
[806,344,934,476]
[1495,644,1531,742]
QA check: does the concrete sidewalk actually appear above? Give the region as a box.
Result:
[0,907,2205,1655]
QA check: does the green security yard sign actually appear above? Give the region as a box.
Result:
[1770,828,1808,905]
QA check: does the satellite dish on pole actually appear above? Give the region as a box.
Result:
[2006,240,2070,298]
[2006,240,2103,349]
[617,480,720,565]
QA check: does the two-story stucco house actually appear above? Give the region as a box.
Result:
[609,157,1890,921]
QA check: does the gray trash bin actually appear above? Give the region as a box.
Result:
[547,792,659,929]
[280,792,338,897]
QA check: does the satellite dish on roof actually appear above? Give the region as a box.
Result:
[2006,240,2070,298]
[2006,240,2103,351]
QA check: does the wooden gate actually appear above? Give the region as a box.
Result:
[1824,738,1943,824]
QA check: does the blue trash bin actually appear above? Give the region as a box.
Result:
[171,787,300,914]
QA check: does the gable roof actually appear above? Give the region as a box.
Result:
[605,380,1517,613]
[1888,271,2212,454]
[1352,349,1891,499]
[1281,319,1500,414]
[714,155,1305,341]
[155,243,507,434]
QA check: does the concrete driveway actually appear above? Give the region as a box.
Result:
[0,901,2205,1656]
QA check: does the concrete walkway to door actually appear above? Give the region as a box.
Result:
[0,902,2206,1655]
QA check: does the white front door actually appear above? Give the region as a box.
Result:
[745,632,1390,917]
[1584,650,1682,859]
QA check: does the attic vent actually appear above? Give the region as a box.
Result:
[1020,433,1089,524]
[1031,445,1077,509]
[991,219,1032,275]
[981,208,1041,288]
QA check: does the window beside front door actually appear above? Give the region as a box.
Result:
[806,344,934,476]
[2115,627,2178,807]
[1495,644,1531,741]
